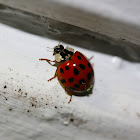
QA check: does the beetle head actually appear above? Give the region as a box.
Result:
[53,44,64,55]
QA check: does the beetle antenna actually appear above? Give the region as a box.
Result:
[58,41,61,47]
[47,47,53,49]
[47,50,53,52]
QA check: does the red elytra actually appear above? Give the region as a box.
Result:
[39,45,94,103]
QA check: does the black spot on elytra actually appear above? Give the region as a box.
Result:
[65,66,69,70]
[79,79,86,85]
[79,64,85,70]
[91,69,94,76]
[74,68,79,75]
[77,56,81,60]
[69,87,75,90]
[61,79,66,83]
[79,52,84,56]
[74,84,80,88]
[87,72,91,81]
[88,63,91,68]
[69,78,74,82]
[60,68,64,73]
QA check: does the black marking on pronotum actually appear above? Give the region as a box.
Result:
[64,49,73,56]
[59,48,74,61]
[74,68,79,75]
[60,51,66,58]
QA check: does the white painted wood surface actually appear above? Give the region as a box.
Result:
[0,0,140,45]
[0,23,140,140]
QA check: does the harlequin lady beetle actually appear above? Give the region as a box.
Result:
[39,43,94,103]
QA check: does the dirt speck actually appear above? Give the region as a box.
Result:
[9,68,13,71]
[4,85,7,89]
[70,118,74,122]
[18,89,21,92]
[61,113,87,127]
[23,93,28,97]
[55,106,57,109]
[31,103,36,107]
[9,108,13,111]
[27,110,31,113]
[30,97,37,108]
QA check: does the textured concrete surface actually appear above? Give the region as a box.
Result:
[0,0,140,46]
[0,23,140,140]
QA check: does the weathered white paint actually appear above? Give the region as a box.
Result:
[0,23,140,140]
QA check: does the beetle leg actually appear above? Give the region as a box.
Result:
[64,87,72,103]
[39,58,56,66]
[88,56,94,61]
[68,94,72,104]
[87,84,93,92]
[48,70,57,81]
